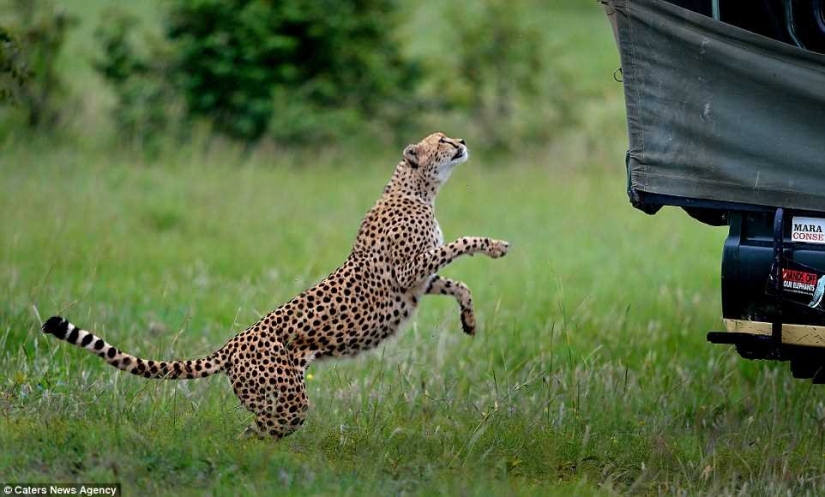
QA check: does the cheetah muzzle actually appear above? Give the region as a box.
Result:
[42,132,510,439]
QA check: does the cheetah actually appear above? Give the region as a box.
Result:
[42,132,510,438]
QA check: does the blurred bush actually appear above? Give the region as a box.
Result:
[94,9,180,153]
[0,0,77,129]
[408,0,576,150]
[169,0,417,142]
[93,0,416,146]
[4,0,587,152]
[0,26,28,105]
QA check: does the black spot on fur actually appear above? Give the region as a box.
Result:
[67,327,79,344]
[81,334,94,347]
[94,339,105,350]
[107,347,117,358]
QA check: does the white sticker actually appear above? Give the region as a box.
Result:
[792,216,825,244]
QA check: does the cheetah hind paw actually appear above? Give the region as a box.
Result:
[461,309,477,336]
[239,425,265,441]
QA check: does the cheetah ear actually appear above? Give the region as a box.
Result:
[403,144,419,168]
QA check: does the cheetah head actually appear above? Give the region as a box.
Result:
[402,132,468,185]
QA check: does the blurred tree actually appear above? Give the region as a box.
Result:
[94,9,178,152]
[452,0,546,147]
[411,0,572,149]
[0,0,78,129]
[165,0,417,142]
[0,26,29,105]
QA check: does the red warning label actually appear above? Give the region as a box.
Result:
[782,268,818,294]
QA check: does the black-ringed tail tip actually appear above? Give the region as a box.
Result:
[42,316,72,338]
[43,315,111,354]
[43,315,123,359]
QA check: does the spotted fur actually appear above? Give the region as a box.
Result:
[42,132,510,438]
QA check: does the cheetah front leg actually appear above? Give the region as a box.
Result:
[426,275,477,336]
[395,236,509,290]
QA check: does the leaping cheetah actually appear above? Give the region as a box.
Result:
[42,131,510,438]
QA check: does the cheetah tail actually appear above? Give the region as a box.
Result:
[42,316,226,380]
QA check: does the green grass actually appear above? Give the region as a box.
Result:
[4,136,825,496]
[4,1,825,496]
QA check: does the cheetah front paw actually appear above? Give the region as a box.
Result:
[485,239,510,259]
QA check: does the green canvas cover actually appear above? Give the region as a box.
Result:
[607,0,825,211]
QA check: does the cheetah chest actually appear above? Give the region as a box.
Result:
[434,221,444,247]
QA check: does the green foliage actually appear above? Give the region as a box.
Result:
[7,0,603,151]
[91,0,417,145]
[268,89,365,144]
[452,2,545,117]
[0,26,29,105]
[0,0,78,129]
[415,0,574,149]
[164,0,417,142]
[4,0,605,150]
[93,10,145,85]
[93,9,178,152]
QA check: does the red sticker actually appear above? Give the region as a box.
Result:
[782,269,818,295]
[783,269,818,285]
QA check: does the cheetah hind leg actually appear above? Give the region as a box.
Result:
[229,341,308,439]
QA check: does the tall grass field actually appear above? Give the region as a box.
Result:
[3,1,825,496]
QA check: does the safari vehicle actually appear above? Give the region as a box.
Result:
[604,0,825,380]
